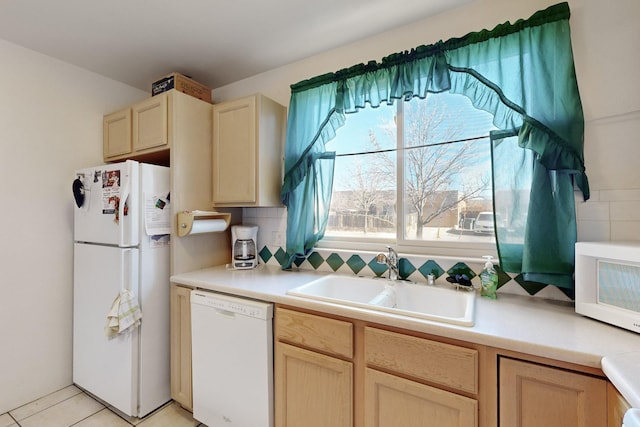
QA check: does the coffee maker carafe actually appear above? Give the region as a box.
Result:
[231,225,259,269]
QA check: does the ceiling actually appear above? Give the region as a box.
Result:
[0,0,471,92]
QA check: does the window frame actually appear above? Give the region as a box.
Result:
[318,98,499,259]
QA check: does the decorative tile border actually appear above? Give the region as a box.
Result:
[257,245,573,301]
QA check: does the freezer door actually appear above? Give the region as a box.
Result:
[74,160,139,247]
[73,243,140,416]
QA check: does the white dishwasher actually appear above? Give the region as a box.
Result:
[191,289,274,427]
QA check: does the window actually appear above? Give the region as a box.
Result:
[323,92,498,256]
[282,3,585,288]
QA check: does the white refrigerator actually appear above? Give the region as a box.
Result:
[72,160,171,418]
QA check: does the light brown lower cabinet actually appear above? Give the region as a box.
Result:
[365,367,477,427]
[170,284,192,410]
[274,307,354,427]
[275,342,353,427]
[499,357,607,427]
[167,302,620,427]
[274,306,479,427]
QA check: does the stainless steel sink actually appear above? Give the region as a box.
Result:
[287,275,476,326]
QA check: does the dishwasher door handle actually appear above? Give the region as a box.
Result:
[214,308,237,318]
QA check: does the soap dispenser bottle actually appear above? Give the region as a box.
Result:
[480,256,498,299]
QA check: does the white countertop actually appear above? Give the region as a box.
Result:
[602,352,640,408]
[171,264,640,407]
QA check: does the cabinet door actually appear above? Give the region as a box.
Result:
[133,94,168,152]
[365,368,477,427]
[103,108,132,159]
[275,341,352,427]
[212,96,256,204]
[170,284,192,410]
[499,357,606,427]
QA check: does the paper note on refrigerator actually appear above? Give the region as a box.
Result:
[144,193,171,236]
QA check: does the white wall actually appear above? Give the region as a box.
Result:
[571,0,640,240]
[213,0,640,245]
[0,40,147,413]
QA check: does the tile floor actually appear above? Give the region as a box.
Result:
[0,386,207,427]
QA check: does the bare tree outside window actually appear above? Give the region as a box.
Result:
[347,158,386,234]
[328,106,397,237]
[402,96,490,239]
[325,93,495,244]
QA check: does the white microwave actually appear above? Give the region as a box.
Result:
[575,241,640,334]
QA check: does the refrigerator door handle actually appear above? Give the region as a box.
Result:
[118,160,139,247]
[118,178,130,226]
[122,248,136,294]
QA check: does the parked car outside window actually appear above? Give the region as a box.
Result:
[473,212,494,233]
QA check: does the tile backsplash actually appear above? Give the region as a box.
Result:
[576,189,640,241]
[578,111,640,242]
[242,207,576,301]
[242,207,287,250]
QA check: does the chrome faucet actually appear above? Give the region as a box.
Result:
[376,246,399,281]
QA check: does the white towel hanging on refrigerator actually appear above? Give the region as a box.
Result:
[106,290,142,337]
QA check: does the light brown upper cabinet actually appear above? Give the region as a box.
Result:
[212,94,286,207]
[103,107,132,159]
[104,90,214,166]
[104,93,169,163]
[132,94,168,153]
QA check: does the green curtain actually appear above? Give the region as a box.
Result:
[280,82,339,268]
[281,2,588,290]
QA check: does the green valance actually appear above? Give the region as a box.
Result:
[291,2,570,92]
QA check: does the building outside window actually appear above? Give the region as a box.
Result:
[323,92,499,256]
